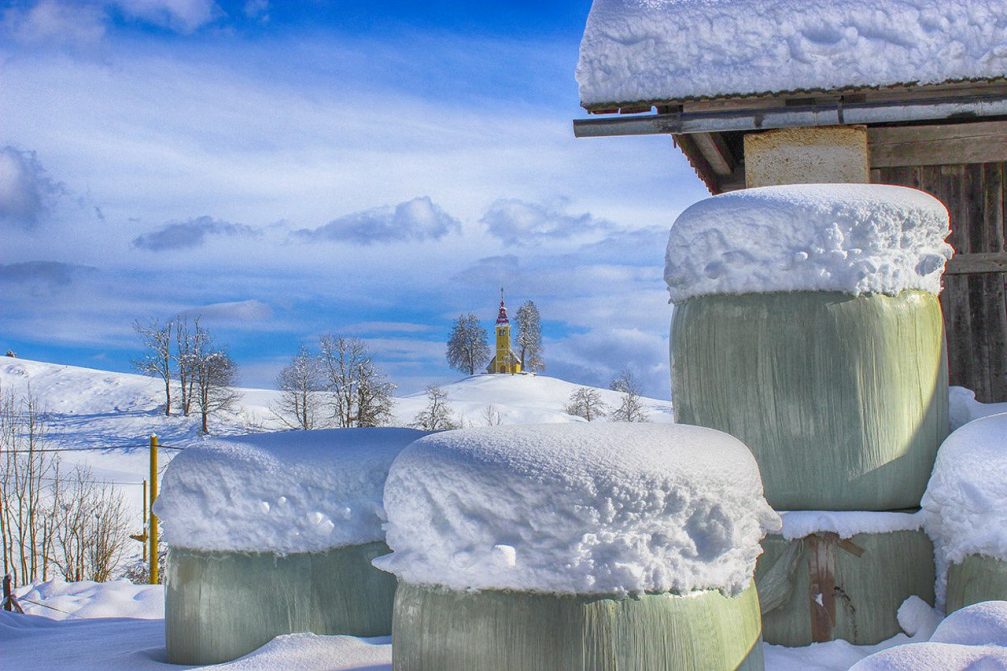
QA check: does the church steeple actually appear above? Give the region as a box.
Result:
[489,289,521,375]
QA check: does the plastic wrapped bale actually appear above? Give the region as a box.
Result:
[946,555,1007,614]
[754,511,934,646]
[923,413,1007,611]
[373,423,781,671]
[665,184,952,511]
[154,427,429,665]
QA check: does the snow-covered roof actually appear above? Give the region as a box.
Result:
[577,0,1007,108]
[155,428,429,554]
[374,423,780,596]
[664,184,952,302]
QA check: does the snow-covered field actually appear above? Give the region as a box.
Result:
[0,356,674,544]
[4,355,1007,670]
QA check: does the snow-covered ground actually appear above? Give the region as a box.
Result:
[6,578,996,671]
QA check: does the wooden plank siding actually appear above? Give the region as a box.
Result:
[872,163,1007,402]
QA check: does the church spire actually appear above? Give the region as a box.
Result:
[496,287,509,325]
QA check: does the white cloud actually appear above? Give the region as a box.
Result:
[481,198,615,246]
[0,146,64,229]
[111,0,218,32]
[132,215,258,251]
[296,197,461,245]
[1,1,106,46]
[178,299,273,322]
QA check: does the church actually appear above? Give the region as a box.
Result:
[486,291,522,375]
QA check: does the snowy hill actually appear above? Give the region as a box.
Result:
[0,357,673,538]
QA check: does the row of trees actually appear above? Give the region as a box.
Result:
[446,300,544,375]
[565,369,649,423]
[133,317,240,433]
[274,336,395,430]
[0,386,130,585]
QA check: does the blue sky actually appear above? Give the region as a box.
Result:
[0,0,709,397]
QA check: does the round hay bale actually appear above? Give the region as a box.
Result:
[755,528,935,646]
[165,542,396,665]
[946,555,1007,614]
[672,289,948,510]
[375,424,779,671]
[392,581,764,671]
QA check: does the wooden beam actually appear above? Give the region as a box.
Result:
[692,132,735,176]
[945,252,1007,275]
[869,121,1007,168]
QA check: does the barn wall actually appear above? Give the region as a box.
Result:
[873,163,1007,402]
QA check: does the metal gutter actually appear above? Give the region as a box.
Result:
[573,93,1007,138]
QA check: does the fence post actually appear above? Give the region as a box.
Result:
[149,435,159,584]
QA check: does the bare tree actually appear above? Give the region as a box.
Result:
[190,325,241,433]
[515,300,544,372]
[565,387,608,422]
[319,336,394,428]
[610,370,649,423]
[412,386,458,431]
[482,404,502,426]
[52,466,130,582]
[447,313,490,376]
[174,316,199,417]
[274,346,323,430]
[1,386,131,586]
[133,319,173,416]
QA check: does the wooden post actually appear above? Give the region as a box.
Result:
[2,573,24,613]
[149,435,159,584]
[807,533,837,643]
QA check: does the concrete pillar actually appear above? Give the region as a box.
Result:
[744,126,869,188]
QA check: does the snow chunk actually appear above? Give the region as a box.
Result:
[780,510,924,541]
[852,602,1007,671]
[897,596,943,641]
[664,184,951,302]
[374,423,780,596]
[949,386,1007,432]
[155,428,429,554]
[923,413,1007,603]
[577,0,1007,106]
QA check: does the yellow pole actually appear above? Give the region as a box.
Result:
[149,435,159,584]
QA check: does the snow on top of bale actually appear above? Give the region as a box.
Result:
[923,413,1007,603]
[373,423,780,596]
[851,601,1007,670]
[155,428,429,554]
[664,184,951,302]
[577,0,1007,107]
[779,510,924,541]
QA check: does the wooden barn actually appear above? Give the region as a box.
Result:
[575,0,1007,402]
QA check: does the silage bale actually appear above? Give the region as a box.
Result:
[155,428,429,665]
[665,184,952,511]
[946,555,1007,614]
[922,413,1007,611]
[165,542,394,665]
[754,511,934,646]
[374,423,780,671]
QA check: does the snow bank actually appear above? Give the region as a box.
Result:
[577,0,1007,106]
[779,510,924,541]
[155,428,429,554]
[210,634,391,671]
[375,423,780,596]
[16,578,163,621]
[923,413,1007,602]
[664,184,951,302]
[949,386,1007,432]
[851,601,1007,670]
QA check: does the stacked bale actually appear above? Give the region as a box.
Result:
[374,423,780,670]
[666,184,952,645]
[923,413,1007,613]
[156,428,429,665]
